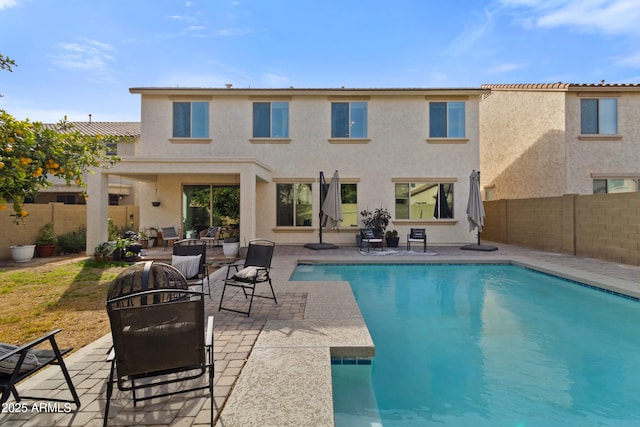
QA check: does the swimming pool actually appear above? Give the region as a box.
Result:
[292,263,640,426]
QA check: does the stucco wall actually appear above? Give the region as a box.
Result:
[480,89,567,200]
[483,192,640,265]
[94,89,484,250]
[565,91,640,194]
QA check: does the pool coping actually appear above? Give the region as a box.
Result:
[215,254,640,427]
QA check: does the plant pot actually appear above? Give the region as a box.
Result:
[386,237,400,248]
[223,242,240,258]
[140,239,149,249]
[35,244,57,258]
[10,245,36,263]
[148,237,155,248]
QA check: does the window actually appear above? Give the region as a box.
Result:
[173,101,209,138]
[331,102,367,138]
[581,98,617,135]
[593,178,638,194]
[56,195,77,204]
[182,185,240,232]
[105,142,117,156]
[395,182,454,219]
[429,102,465,138]
[253,102,289,138]
[340,183,358,227]
[277,183,312,226]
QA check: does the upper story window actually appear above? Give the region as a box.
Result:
[429,102,465,138]
[395,182,454,219]
[173,101,209,138]
[331,102,367,138]
[253,102,289,138]
[581,98,617,135]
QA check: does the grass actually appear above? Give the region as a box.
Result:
[0,258,130,352]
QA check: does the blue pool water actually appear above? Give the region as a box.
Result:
[292,263,640,426]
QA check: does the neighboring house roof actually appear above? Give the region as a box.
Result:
[482,83,640,91]
[42,122,140,138]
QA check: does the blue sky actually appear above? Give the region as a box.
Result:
[1,0,639,123]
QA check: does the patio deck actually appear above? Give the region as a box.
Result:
[2,242,640,426]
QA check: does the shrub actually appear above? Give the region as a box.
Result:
[57,226,86,253]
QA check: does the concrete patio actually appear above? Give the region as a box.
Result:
[2,242,640,426]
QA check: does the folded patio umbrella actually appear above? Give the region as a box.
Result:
[321,170,343,229]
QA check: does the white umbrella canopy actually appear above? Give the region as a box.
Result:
[321,170,343,229]
[466,170,484,233]
[462,170,497,251]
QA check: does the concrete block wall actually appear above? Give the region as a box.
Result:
[484,192,640,265]
[0,203,139,261]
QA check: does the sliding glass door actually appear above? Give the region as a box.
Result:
[182,184,240,234]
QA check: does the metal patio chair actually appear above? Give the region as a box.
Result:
[173,242,211,298]
[104,261,214,427]
[218,239,277,316]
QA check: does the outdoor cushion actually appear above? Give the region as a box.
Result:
[204,227,218,238]
[172,254,202,279]
[0,343,41,374]
[410,229,426,239]
[233,266,267,282]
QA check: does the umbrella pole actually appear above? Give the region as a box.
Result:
[318,171,325,244]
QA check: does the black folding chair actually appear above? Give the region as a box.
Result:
[104,261,214,427]
[218,239,277,316]
[0,330,81,412]
[173,242,211,298]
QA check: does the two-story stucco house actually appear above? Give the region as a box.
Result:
[480,83,640,200]
[85,87,488,251]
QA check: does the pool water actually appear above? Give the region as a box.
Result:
[292,263,640,426]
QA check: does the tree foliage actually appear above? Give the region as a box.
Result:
[0,109,118,223]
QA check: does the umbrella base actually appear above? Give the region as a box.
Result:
[304,243,339,250]
[461,243,498,252]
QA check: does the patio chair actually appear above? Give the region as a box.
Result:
[0,329,81,412]
[160,226,180,250]
[172,242,211,298]
[360,228,383,252]
[407,228,427,252]
[218,239,277,316]
[104,261,214,427]
[199,226,222,249]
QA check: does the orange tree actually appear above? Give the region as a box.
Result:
[0,109,118,223]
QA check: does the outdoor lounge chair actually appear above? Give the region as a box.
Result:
[407,228,427,252]
[199,226,222,249]
[360,228,383,252]
[160,226,180,250]
[173,242,211,298]
[218,239,276,316]
[104,261,214,427]
[0,329,81,412]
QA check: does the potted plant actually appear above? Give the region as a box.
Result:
[360,208,391,238]
[385,229,399,248]
[94,242,113,262]
[35,222,58,258]
[222,226,240,258]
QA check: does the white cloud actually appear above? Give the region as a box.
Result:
[261,73,289,88]
[500,0,640,36]
[487,63,522,74]
[49,39,115,73]
[614,50,640,67]
[0,0,18,10]
[450,8,495,54]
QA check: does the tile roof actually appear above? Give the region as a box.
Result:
[482,83,640,91]
[42,122,140,137]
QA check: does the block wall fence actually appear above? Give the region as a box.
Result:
[483,193,640,266]
[0,203,139,261]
